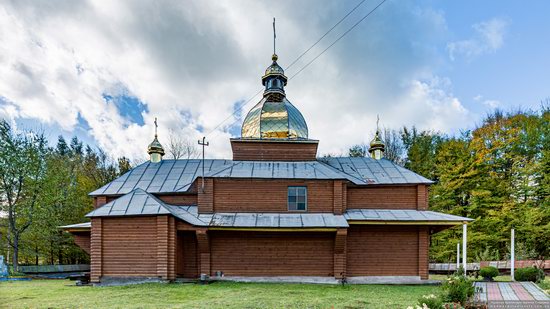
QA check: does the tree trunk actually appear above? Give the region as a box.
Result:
[12,236,19,272]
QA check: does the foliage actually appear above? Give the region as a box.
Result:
[514,267,545,282]
[0,122,130,267]
[348,144,368,157]
[0,280,439,309]
[441,275,475,304]
[347,108,549,263]
[479,266,499,280]
[0,121,48,271]
[415,294,444,309]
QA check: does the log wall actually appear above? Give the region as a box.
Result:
[73,232,91,254]
[347,185,428,210]
[209,231,334,276]
[211,179,335,213]
[230,139,318,161]
[346,225,421,276]
[90,216,177,282]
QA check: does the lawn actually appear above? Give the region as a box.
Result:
[0,279,439,309]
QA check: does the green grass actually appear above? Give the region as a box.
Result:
[0,279,439,309]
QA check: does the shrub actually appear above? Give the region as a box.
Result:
[442,275,475,304]
[515,267,545,282]
[479,266,499,280]
[417,294,443,309]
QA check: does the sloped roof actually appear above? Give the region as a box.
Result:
[86,188,170,217]
[344,209,472,223]
[89,157,431,197]
[89,159,232,196]
[59,222,91,230]
[322,157,433,185]
[204,212,348,228]
[205,161,364,183]
[85,188,348,228]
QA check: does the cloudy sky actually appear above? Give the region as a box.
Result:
[1,0,548,160]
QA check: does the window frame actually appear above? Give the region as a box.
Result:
[287,186,307,212]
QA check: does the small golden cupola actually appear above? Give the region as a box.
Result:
[148,117,165,163]
[368,116,385,160]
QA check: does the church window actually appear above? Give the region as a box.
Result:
[288,186,307,211]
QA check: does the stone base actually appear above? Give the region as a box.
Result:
[346,276,440,285]
[212,275,439,285]
[95,276,169,286]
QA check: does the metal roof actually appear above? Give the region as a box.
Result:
[344,209,472,222]
[59,222,91,229]
[205,161,363,183]
[205,212,348,228]
[89,157,432,197]
[89,159,232,196]
[85,187,348,228]
[322,157,433,185]
[86,188,171,217]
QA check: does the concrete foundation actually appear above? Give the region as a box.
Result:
[95,276,169,287]
[93,275,440,286]
[213,276,440,285]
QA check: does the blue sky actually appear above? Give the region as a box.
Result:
[0,0,548,160]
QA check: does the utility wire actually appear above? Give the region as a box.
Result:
[286,0,368,71]
[289,0,387,80]
[204,0,368,139]
[206,0,387,139]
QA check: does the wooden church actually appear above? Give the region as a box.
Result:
[63,51,471,285]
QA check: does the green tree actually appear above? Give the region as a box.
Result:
[0,120,48,271]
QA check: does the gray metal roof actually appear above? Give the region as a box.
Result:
[344,209,473,222]
[86,188,171,217]
[89,159,232,196]
[322,157,433,185]
[205,161,363,183]
[89,157,432,196]
[59,222,91,229]
[205,212,348,228]
[86,187,347,228]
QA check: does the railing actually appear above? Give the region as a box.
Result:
[18,264,90,274]
[429,260,549,274]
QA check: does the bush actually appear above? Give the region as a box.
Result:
[515,267,545,282]
[417,294,443,309]
[442,275,475,304]
[479,266,499,280]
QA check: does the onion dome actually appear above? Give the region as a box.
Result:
[148,118,165,163]
[241,54,308,139]
[368,129,385,160]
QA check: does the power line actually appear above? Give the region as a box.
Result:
[205,0,369,139]
[286,0,368,71]
[288,0,388,80]
[206,0,388,139]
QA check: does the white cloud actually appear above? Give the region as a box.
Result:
[473,95,501,109]
[0,0,473,159]
[447,18,508,61]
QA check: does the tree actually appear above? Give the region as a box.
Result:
[401,127,445,181]
[348,129,404,165]
[382,128,405,165]
[0,120,48,271]
[117,157,132,176]
[348,144,368,157]
[167,130,199,160]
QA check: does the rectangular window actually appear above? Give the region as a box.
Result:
[288,186,307,211]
